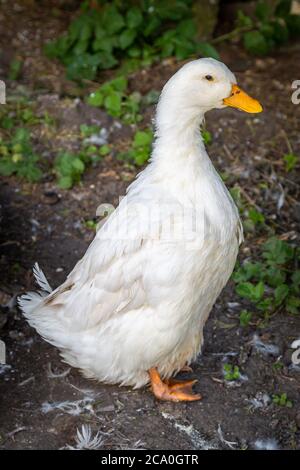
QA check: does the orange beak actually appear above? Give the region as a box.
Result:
[223,84,263,113]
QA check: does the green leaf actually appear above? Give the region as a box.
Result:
[0,159,15,176]
[239,310,252,327]
[255,1,272,22]
[104,92,122,117]
[133,130,152,148]
[283,153,298,172]
[262,237,294,265]
[292,270,300,286]
[257,297,273,311]
[197,42,220,59]
[243,30,270,56]
[103,5,125,35]
[87,89,104,107]
[107,76,128,92]
[126,6,143,29]
[58,176,73,189]
[233,262,263,283]
[286,296,300,314]
[92,36,115,53]
[286,14,300,37]
[248,208,265,224]
[176,19,197,39]
[144,16,161,37]
[271,20,289,45]
[274,284,289,305]
[265,266,286,287]
[275,0,292,18]
[72,158,85,172]
[9,59,22,80]
[201,129,212,145]
[236,10,253,28]
[99,145,110,156]
[236,281,264,303]
[119,29,137,50]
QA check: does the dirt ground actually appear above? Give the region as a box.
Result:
[0,2,300,450]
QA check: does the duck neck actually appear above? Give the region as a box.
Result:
[150,101,210,173]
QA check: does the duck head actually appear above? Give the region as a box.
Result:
[157,58,263,122]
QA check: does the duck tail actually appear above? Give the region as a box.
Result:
[18,263,52,318]
[32,262,52,294]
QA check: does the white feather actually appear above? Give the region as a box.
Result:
[33,262,52,293]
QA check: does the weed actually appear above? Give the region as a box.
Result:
[236,1,300,56]
[118,128,153,166]
[233,237,300,320]
[84,219,98,231]
[44,1,219,81]
[87,76,142,124]
[54,152,86,189]
[223,363,241,381]
[283,153,298,172]
[272,392,293,408]
[201,129,212,146]
[0,128,42,182]
[239,309,252,327]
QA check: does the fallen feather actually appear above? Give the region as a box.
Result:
[162,412,218,450]
[217,424,238,449]
[85,128,108,146]
[247,392,271,410]
[251,334,279,356]
[18,376,35,387]
[42,397,94,416]
[254,438,279,450]
[64,425,104,450]
[47,362,71,379]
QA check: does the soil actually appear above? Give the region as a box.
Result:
[0,1,300,451]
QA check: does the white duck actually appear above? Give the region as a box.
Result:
[19,58,262,402]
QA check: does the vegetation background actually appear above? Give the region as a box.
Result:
[0,0,299,450]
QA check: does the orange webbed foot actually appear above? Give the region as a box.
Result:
[149,368,202,402]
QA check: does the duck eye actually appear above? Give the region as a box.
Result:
[205,75,214,81]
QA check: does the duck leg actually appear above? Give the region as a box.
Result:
[148,368,202,402]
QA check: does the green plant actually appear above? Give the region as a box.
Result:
[283,153,298,172]
[84,219,98,231]
[8,58,22,80]
[237,0,300,56]
[223,363,241,381]
[54,139,107,188]
[233,237,300,319]
[44,1,219,81]
[201,129,212,146]
[99,144,110,156]
[239,309,252,327]
[87,76,142,124]
[272,360,284,371]
[54,152,86,189]
[0,128,42,182]
[0,101,54,131]
[80,123,101,138]
[118,128,153,166]
[243,207,266,233]
[272,392,293,408]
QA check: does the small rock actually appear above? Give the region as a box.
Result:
[42,191,60,205]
